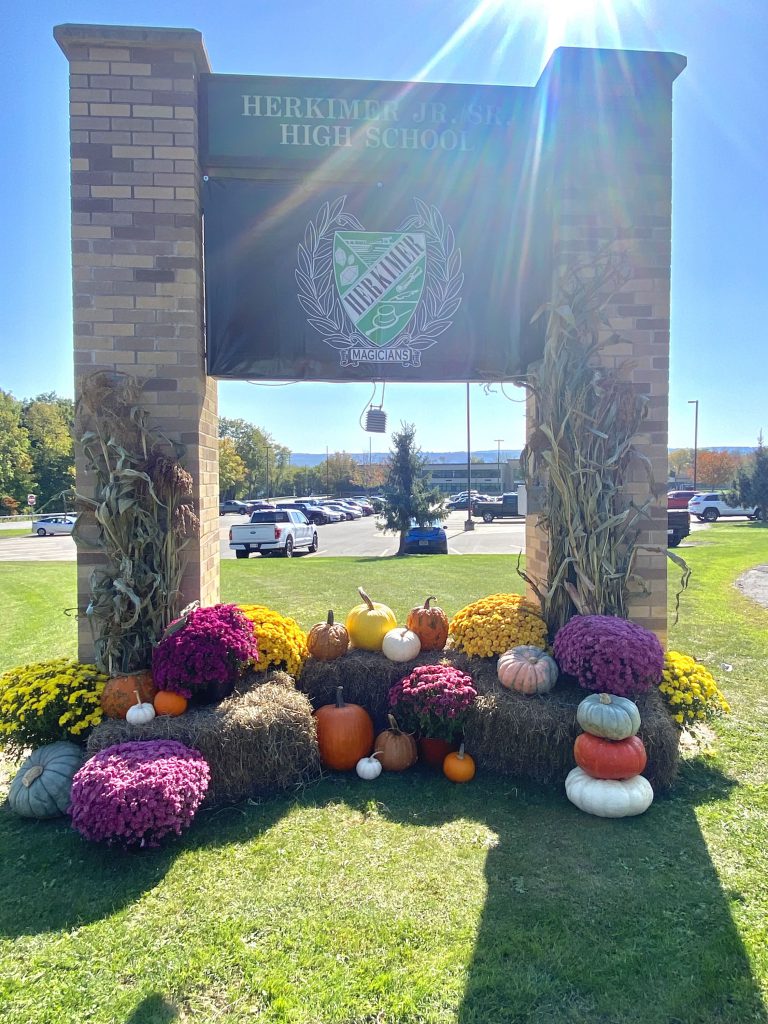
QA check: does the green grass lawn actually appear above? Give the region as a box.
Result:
[1,528,767,1023]
[0,527,34,539]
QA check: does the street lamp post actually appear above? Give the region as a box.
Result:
[688,400,699,490]
[263,446,272,499]
[464,383,474,532]
[494,438,504,495]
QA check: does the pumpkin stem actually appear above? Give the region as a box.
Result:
[22,765,44,788]
[326,610,335,626]
[334,685,346,708]
[599,693,613,705]
[457,743,466,759]
[133,690,142,706]
[424,596,437,609]
[357,587,375,611]
[387,714,402,734]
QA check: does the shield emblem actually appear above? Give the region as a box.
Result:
[333,231,426,346]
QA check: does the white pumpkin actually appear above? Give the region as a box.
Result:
[355,754,383,780]
[381,627,422,663]
[126,690,156,726]
[565,767,653,818]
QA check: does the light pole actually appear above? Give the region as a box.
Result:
[464,382,474,531]
[494,438,504,495]
[688,400,699,490]
[262,446,272,499]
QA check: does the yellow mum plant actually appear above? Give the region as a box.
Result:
[659,651,730,728]
[0,658,109,753]
[450,593,548,658]
[237,604,308,678]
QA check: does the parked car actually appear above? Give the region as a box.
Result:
[667,509,690,547]
[445,496,473,511]
[305,503,344,523]
[687,492,760,522]
[320,501,358,521]
[403,520,448,555]
[219,499,250,516]
[667,490,698,510]
[31,515,77,536]
[276,501,328,525]
[229,509,318,558]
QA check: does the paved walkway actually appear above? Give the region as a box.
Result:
[736,564,768,610]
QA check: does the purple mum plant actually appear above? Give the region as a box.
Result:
[553,614,664,697]
[152,604,258,700]
[69,739,210,848]
[388,664,477,742]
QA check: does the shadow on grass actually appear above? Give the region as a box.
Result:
[124,993,178,1023]
[0,799,288,940]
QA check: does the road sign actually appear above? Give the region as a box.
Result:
[27,494,36,505]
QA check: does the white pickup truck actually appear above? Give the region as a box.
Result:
[229,509,319,559]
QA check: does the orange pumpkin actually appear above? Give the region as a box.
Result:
[307,610,349,662]
[153,690,188,716]
[314,686,374,771]
[443,744,476,783]
[100,671,156,720]
[406,596,449,652]
[374,715,418,772]
[574,733,647,780]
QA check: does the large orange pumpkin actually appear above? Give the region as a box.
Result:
[314,686,374,771]
[100,671,156,720]
[406,596,449,652]
[574,733,647,780]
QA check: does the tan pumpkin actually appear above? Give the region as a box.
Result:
[307,610,349,662]
[496,646,558,695]
[406,596,449,651]
[374,715,418,772]
[100,671,156,719]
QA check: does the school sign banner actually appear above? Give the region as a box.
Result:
[201,74,550,382]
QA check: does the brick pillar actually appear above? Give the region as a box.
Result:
[54,24,220,661]
[524,47,686,642]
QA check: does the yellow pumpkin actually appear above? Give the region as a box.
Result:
[345,587,397,651]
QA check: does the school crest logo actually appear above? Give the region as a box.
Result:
[296,196,463,368]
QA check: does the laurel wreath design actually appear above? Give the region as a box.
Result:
[295,196,463,356]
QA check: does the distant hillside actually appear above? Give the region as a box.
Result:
[290,449,522,467]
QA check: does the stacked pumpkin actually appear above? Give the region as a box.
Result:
[565,693,654,818]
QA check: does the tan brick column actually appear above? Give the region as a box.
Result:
[524,47,686,642]
[54,24,219,661]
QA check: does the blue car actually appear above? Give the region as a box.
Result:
[403,520,448,555]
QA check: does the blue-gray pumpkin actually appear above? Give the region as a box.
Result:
[7,742,84,819]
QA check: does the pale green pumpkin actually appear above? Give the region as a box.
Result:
[7,742,83,819]
[576,692,641,740]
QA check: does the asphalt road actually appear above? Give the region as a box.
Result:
[0,511,526,561]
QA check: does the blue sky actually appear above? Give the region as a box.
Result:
[2,1,766,455]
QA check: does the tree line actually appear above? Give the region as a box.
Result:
[0,390,75,513]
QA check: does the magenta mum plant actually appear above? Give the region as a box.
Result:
[152,604,258,700]
[388,664,477,742]
[69,739,210,848]
[553,614,664,697]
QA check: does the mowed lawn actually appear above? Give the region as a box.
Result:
[0,528,767,1024]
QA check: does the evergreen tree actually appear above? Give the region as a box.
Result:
[379,422,445,555]
[736,432,768,521]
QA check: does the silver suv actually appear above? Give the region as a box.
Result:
[687,492,760,522]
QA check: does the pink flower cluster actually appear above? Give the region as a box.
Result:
[152,604,258,699]
[553,614,664,697]
[69,740,210,848]
[388,664,477,742]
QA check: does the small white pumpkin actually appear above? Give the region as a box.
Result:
[125,690,156,726]
[381,627,422,663]
[565,767,653,818]
[355,753,383,780]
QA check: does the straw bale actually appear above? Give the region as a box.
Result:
[300,651,679,792]
[86,671,320,806]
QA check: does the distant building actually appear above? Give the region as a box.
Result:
[424,459,519,496]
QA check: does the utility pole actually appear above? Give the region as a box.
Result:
[326,445,330,495]
[464,382,474,531]
[688,400,699,490]
[494,438,504,495]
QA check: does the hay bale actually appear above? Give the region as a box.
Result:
[300,651,679,792]
[87,671,320,807]
[464,666,679,792]
[299,648,454,729]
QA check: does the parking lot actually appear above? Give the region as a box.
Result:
[0,511,526,560]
